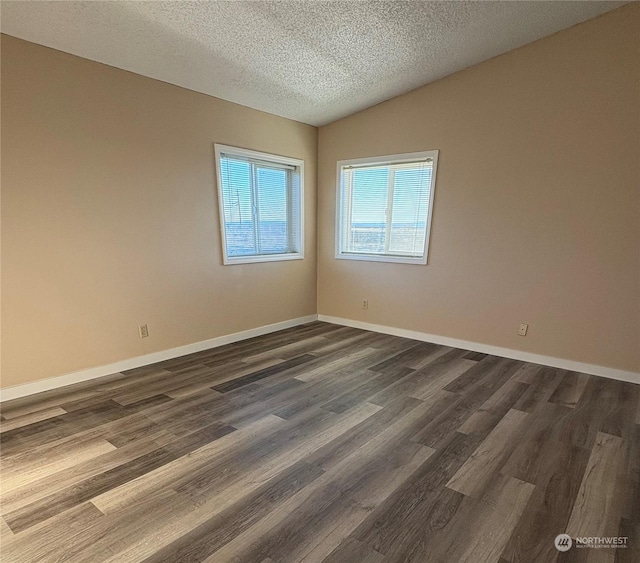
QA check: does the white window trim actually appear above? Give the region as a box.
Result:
[215,144,305,265]
[335,150,439,265]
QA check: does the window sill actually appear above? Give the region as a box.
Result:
[335,252,427,265]
[223,253,304,265]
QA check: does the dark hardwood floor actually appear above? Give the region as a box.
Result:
[1,321,638,562]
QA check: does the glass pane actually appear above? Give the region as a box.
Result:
[256,166,289,254]
[388,166,432,256]
[348,167,389,253]
[220,157,256,256]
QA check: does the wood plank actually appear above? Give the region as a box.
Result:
[140,460,325,563]
[600,379,639,439]
[511,365,564,412]
[512,362,547,384]
[1,438,117,494]
[618,423,640,522]
[369,349,468,406]
[1,435,173,514]
[201,414,435,562]
[90,414,286,514]
[376,486,472,562]
[322,537,384,563]
[0,407,68,433]
[558,378,616,450]
[0,516,14,542]
[548,370,590,408]
[410,385,494,449]
[446,408,530,497]
[304,395,424,471]
[242,335,329,362]
[163,359,284,399]
[212,354,316,392]
[464,351,488,362]
[367,342,441,373]
[274,442,432,563]
[80,404,383,562]
[565,432,626,540]
[273,368,388,419]
[449,474,535,563]
[293,347,390,384]
[615,517,640,563]
[500,435,590,563]
[442,355,509,394]
[320,366,414,414]
[458,378,529,436]
[409,359,478,401]
[352,431,481,555]
[501,402,575,484]
[0,501,108,563]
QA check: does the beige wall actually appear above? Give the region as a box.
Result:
[1,35,318,388]
[3,4,639,390]
[318,5,640,372]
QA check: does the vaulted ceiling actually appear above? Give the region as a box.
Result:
[0,1,625,125]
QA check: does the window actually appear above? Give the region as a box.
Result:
[336,151,438,264]
[215,144,304,264]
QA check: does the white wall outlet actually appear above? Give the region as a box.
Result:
[362,300,369,310]
[518,323,528,336]
[139,324,149,338]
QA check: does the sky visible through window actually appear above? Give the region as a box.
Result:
[220,156,431,258]
[343,163,432,257]
[221,160,288,223]
[221,161,430,224]
[349,167,431,225]
[220,157,291,256]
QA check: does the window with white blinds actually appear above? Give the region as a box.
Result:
[336,151,438,264]
[215,145,304,264]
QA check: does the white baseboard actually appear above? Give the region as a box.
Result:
[318,315,640,386]
[0,315,319,402]
[3,312,636,402]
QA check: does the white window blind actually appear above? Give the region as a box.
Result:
[215,145,304,264]
[336,151,438,264]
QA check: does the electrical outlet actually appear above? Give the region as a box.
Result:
[362,300,369,310]
[139,324,149,338]
[518,323,528,337]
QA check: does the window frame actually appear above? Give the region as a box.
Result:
[214,144,305,265]
[335,150,439,265]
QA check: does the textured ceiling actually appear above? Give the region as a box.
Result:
[0,1,626,126]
